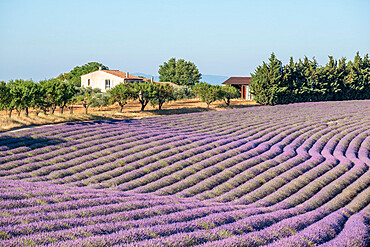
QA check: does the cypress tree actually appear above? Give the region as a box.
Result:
[250,52,369,105]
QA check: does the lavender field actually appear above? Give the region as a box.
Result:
[0,100,369,247]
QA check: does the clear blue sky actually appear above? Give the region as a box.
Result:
[0,0,369,81]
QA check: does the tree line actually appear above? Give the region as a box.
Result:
[0,79,175,117]
[0,58,242,117]
[0,79,240,118]
[250,52,370,105]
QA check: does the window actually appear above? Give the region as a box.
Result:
[87,79,90,86]
[105,79,111,89]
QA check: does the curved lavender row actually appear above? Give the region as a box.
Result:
[4,160,366,245]
[233,126,368,206]
[125,133,368,244]
[0,119,130,141]
[3,132,192,181]
[0,112,274,181]
[206,124,341,201]
[242,124,362,208]
[119,169,369,247]
[0,111,254,169]
[1,129,172,174]
[245,128,368,212]
[49,169,369,247]
[215,123,358,203]
[0,123,100,152]
[94,119,294,189]
[44,146,369,244]
[261,135,370,246]
[182,122,333,200]
[1,195,132,214]
[67,137,219,188]
[0,100,332,164]
[124,121,298,193]
[0,123,140,163]
[63,120,274,188]
[150,120,314,196]
[10,207,265,246]
[164,123,319,197]
[0,179,204,216]
[0,128,149,174]
[46,134,187,182]
[358,136,370,165]
[1,109,368,186]
[0,100,368,246]
[0,190,208,226]
[193,163,369,246]
[318,205,370,247]
[0,105,356,176]
[63,120,284,188]
[0,200,243,240]
[266,189,370,247]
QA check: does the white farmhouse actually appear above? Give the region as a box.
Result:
[81,67,178,92]
[81,67,146,92]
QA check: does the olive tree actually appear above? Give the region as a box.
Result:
[7,79,38,117]
[0,81,14,118]
[219,85,240,106]
[150,83,174,110]
[193,82,221,108]
[75,87,95,114]
[109,83,133,112]
[59,82,76,114]
[131,82,155,111]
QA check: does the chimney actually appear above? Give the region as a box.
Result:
[126,72,129,78]
[99,66,102,71]
[151,76,153,83]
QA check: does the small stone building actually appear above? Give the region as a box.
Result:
[222,77,253,100]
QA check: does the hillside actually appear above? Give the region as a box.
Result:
[0,100,369,246]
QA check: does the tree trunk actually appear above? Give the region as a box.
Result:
[140,100,148,111]
[84,106,88,114]
[158,102,163,110]
[51,106,56,115]
[25,107,29,117]
[119,102,123,112]
[16,109,21,116]
[60,106,64,114]
[69,106,73,114]
[141,101,148,111]
[8,109,12,118]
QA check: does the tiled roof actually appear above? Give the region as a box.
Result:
[222,77,252,85]
[103,70,144,80]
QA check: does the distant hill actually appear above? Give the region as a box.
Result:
[131,73,229,86]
